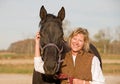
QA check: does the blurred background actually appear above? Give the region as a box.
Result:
[0,0,120,84]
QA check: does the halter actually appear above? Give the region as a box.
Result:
[40,43,64,73]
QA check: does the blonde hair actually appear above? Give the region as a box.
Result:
[68,27,90,52]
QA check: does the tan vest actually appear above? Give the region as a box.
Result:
[61,51,94,84]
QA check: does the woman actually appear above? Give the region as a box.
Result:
[60,28,105,84]
[34,27,105,84]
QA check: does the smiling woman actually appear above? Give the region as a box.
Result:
[60,27,105,84]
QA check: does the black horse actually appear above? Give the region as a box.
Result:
[32,6,102,84]
[32,5,68,84]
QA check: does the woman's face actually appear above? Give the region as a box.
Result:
[70,33,84,52]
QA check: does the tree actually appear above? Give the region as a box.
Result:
[94,28,112,54]
[62,20,72,39]
[115,26,120,41]
[8,39,35,55]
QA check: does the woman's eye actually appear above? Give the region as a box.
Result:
[73,38,77,40]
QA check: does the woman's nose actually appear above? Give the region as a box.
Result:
[74,41,79,45]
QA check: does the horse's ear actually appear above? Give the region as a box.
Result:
[40,5,47,20]
[57,7,65,21]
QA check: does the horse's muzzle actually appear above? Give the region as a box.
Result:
[44,62,58,75]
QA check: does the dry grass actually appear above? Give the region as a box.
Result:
[0,64,33,74]
[103,63,120,75]
[101,54,120,75]
[0,52,120,75]
[0,52,33,74]
[0,52,33,59]
[101,54,120,59]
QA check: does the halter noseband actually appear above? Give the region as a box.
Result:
[40,43,64,73]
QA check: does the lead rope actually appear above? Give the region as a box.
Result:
[56,73,74,84]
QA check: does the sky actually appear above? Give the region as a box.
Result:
[0,0,120,50]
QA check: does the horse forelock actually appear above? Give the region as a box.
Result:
[40,14,62,26]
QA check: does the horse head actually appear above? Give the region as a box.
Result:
[39,6,65,75]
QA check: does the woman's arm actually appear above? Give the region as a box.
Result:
[35,32,40,57]
[34,32,45,74]
[90,56,105,84]
[73,79,89,84]
[34,56,45,74]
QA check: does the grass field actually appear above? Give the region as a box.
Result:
[101,54,120,60]
[101,54,120,75]
[0,64,33,74]
[0,52,120,75]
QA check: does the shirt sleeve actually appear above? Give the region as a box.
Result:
[34,56,45,74]
[90,56,105,84]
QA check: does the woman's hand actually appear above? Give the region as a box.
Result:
[73,79,89,84]
[35,32,40,44]
[73,79,84,84]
